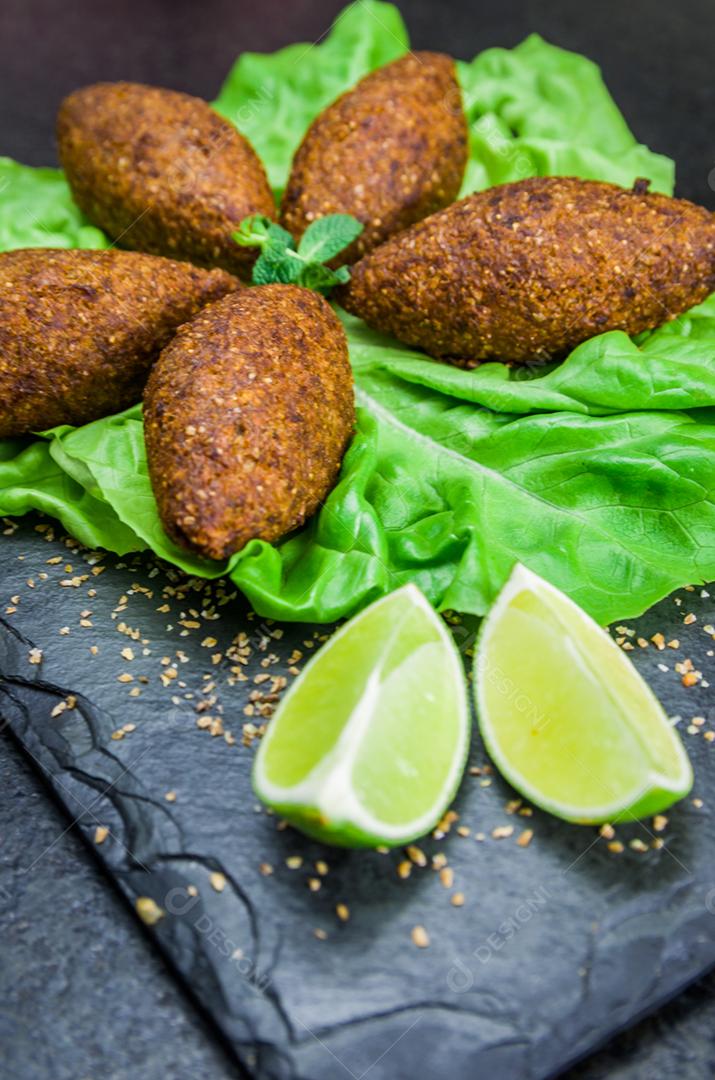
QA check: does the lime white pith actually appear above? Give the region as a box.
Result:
[474,564,693,824]
[252,585,470,848]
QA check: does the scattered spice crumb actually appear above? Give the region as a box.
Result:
[411,925,430,948]
[406,845,427,867]
[492,825,514,840]
[209,872,226,893]
[135,896,164,926]
[439,867,454,889]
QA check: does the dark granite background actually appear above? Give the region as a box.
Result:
[1,1,715,1078]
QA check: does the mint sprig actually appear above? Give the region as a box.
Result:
[233,213,363,294]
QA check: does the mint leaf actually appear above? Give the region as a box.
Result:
[233,214,272,247]
[265,220,296,248]
[297,262,350,294]
[253,249,303,285]
[234,211,360,294]
[233,216,295,250]
[297,214,364,263]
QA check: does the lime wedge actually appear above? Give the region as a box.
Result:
[474,564,693,824]
[252,585,470,847]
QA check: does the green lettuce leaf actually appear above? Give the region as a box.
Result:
[345,295,715,417]
[0,157,108,251]
[0,439,139,552]
[229,402,715,625]
[0,2,711,626]
[457,35,674,195]
[45,406,231,578]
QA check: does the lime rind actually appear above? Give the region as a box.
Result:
[253,584,470,847]
[474,564,693,824]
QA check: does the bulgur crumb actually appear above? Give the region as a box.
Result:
[411,925,430,948]
[209,871,227,892]
[136,896,165,926]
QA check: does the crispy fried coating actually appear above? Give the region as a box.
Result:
[57,82,275,278]
[144,285,354,560]
[0,248,240,437]
[280,52,467,263]
[339,176,715,365]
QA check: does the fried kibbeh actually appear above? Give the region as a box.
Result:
[339,176,715,365]
[144,284,354,560]
[280,52,467,263]
[57,82,275,278]
[0,248,240,437]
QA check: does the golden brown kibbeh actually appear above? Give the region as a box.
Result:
[338,176,715,365]
[57,82,275,278]
[144,284,354,560]
[0,248,240,437]
[280,52,467,263]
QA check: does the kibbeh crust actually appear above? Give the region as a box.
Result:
[57,82,275,278]
[144,284,354,560]
[280,52,468,263]
[338,176,715,365]
[0,248,240,437]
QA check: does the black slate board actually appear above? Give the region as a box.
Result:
[1,514,714,1079]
